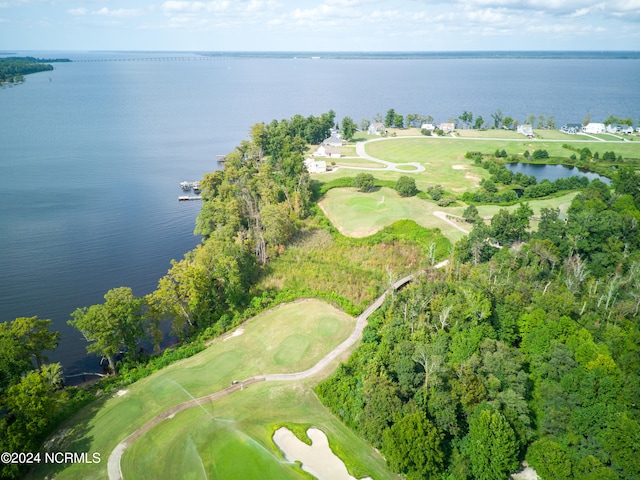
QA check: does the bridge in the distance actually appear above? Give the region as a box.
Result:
[73,56,232,62]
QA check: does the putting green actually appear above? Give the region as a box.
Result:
[319,187,468,242]
[122,381,396,480]
[320,187,580,244]
[29,299,378,480]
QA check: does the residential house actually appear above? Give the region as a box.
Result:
[368,122,386,135]
[304,158,327,173]
[313,145,341,158]
[439,122,455,134]
[560,123,583,134]
[324,134,343,147]
[583,123,606,134]
[517,124,534,137]
[620,126,634,135]
[420,123,436,132]
[606,124,621,134]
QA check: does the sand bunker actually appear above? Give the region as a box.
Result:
[273,427,372,480]
[223,327,244,341]
[451,164,469,170]
[114,389,128,397]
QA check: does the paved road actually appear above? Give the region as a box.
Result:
[107,267,442,480]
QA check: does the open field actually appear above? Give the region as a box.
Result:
[319,187,579,243]
[334,157,386,169]
[319,187,468,243]
[365,136,640,163]
[455,129,525,139]
[122,381,394,480]
[29,300,394,480]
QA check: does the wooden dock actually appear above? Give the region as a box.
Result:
[179,196,202,201]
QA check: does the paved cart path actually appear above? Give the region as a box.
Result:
[107,263,448,480]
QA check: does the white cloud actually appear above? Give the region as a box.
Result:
[94,7,144,17]
[68,7,88,15]
[162,1,208,14]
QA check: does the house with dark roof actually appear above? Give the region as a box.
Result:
[560,124,583,134]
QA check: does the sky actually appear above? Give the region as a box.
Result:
[1,0,639,51]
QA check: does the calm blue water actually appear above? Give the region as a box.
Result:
[505,163,611,184]
[1,51,638,376]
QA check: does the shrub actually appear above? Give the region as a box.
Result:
[354,173,375,192]
[532,149,549,160]
[395,176,418,197]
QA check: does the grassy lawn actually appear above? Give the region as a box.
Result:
[319,187,468,243]
[319,187,580,244]
[28,300,375,480]
[122,381,396,480]
[454,129,524,139]
[334,157,385,169]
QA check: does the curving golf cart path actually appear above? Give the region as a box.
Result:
[108,262,448,480]
[351,139,426,173]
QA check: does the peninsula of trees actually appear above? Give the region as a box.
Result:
[0,57,70,85]
[2,109,640,479]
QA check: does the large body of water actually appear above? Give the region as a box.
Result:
[1,51,638,377]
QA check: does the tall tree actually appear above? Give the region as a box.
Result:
[69,287,144,373]
[385,108,396,128]
[341,116,357,141]
[465,408,520,480]
[382,411,445,480]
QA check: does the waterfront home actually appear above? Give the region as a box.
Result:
[304,158,328,173]
[620,126,634,135]
[439,122,455,134]
[517,124,534,137]
[313,145,341,158]
[323,134,343,147]
[368,122,386,135]
[583,123,606,134]
[420,123,436,132]
[560,123,583,134]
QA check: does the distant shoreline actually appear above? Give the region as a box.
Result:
[4,50,639,60]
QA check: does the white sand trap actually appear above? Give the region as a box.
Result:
[114,389,128,397]
[223,327,244,341]
[451,164,469,170]
[273,427,372,480]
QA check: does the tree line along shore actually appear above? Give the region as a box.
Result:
[2,110,640,480]
[0,57,70,85]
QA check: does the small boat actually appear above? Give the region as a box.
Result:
[180,181,191,191]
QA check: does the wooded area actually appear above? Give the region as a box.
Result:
[317,167,640,479]
[1,109,639,479]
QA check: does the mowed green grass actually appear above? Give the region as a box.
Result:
[366,137,640,166]
[123,381,396,480]
[319,187,468,243]
[320,187,579,243]
[29,300,374,480]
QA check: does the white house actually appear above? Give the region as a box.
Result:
[420,123,436,131]
[439,122,455,134]
[324,134,343,147]
[560,124,582,134]
[304,158,327,173]
[368,122,386,135]
[606,124,620,134]
[583,123,606,134]
[313,145,341,158]
[620,126,634,135]
[517,124,534,137]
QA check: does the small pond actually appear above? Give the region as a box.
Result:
[505,163,611,185]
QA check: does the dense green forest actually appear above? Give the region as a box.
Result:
[317,168,640,479]
[1,109,639,479]
[0,57,69,85]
